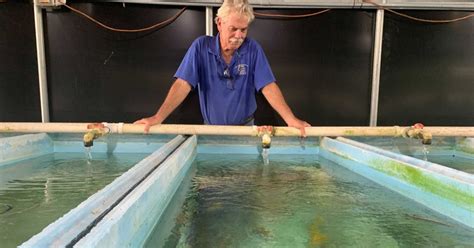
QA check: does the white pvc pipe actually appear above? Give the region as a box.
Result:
[1,122,474,137]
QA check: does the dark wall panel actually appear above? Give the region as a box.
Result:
[45,3,204,123]
[3,4,474,126]
[379,11,474,126]
[0,1,41,121]
[250,9,375,126]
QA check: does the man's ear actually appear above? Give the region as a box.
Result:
[216,17,223,31]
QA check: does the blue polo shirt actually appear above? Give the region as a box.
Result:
[174,34,275,125]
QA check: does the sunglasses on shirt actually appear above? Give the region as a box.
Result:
[220,67,234,90]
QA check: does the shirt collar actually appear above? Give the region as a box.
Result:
[208,33,248,58]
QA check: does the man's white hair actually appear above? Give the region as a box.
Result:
[215,0,255,24]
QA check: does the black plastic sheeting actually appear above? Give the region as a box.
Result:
[0,1,40,121]
[14,5,375,125]
[251,9,374,126]
[44,3,204,123]
[2,4,474,126]
[379,11,474,126]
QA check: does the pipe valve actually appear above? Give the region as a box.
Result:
[404,123,432,145]
[83,123,107,147]
[257,126,274,149]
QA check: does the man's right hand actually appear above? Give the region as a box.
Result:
[133,116,161,133]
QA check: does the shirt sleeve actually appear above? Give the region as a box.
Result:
[253,42,276,91]
[174,38,202,88]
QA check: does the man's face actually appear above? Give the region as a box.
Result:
[217,12,249,51]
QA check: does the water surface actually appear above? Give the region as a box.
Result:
[419,155,474,174]
[146,153,474,248]
[0,152,148,247]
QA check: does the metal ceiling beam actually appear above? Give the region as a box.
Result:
[62,0,474,10]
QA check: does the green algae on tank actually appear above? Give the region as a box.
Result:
[369,158,474,207]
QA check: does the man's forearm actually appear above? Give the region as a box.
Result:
[261,82,295,123]
[153,78,192,123]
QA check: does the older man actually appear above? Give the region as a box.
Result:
[135,0,310,135]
